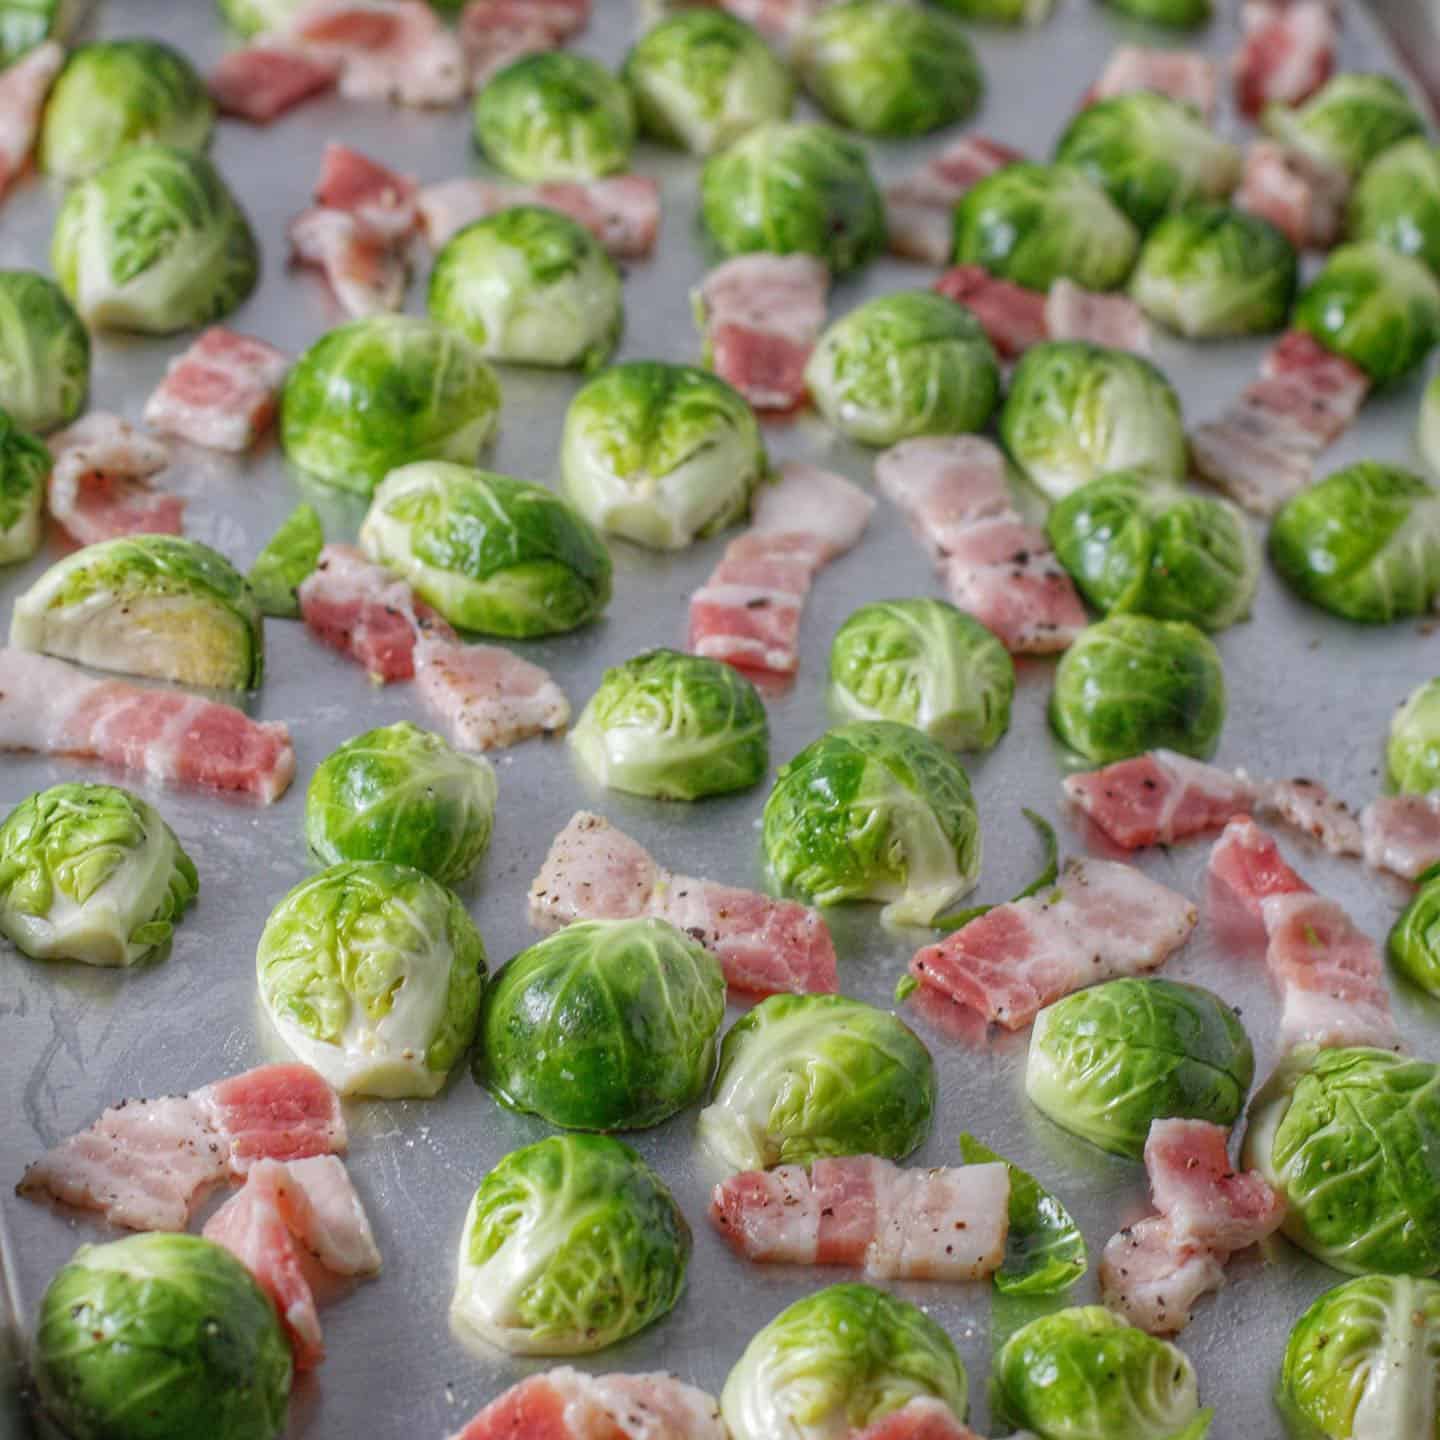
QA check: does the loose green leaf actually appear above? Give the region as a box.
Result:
[894,973,919,1004]
[248,504,322,619]
[935,809,1057,931]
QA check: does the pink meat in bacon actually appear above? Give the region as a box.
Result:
[1207,816,1311,928]
[208,44,339,123]
[1234,140,1348,250]
[934,266,1047,360]
[1063,751,1256,850]
[1086,45,1218,118]
[1233,0,1336,118]
[143,329,290,453]
[1360,793,1440,880]
[45,414,181,545]
[314,142,418,238]
[1045,279,1151,354]
[290,208,408,317]
[1256,330,1370,443]
[413,635,571,752]
[458,0,590,85]
[886,135,1025,265]
[0,41,63,201]
[852,1400,980,1440]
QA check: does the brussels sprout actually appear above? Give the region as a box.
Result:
[930,0,1055,25]
[698,992,936,1171]
[1346,137,1440,276]
[804,292,1000,446]
[0,269,89,434]
[953,163,1139,292]
[1268,462,1440,624]
[1264,74,1425,182]
[1243,1046,1440,1275]
[360,461,612,638]
[451,1133,689,1355]
[1389,679,1440,795]
[1046,473,1259,631]
[428,207,623,372]
[828,598,1015,751]
[722,1284,968,1440]
[11,534,265,690]
[622,9,795,155]
[306,722,498,885]
[0,409,48,566]
[1390,870,1440,1000]
[474,52,636,182]
[0,0,81,66]
[215,0,306,37]
[1102,0,1210,24]
[256,860,486,1099]
[33,1233,291,1440]
[247,503,323,620]
[51,146,258,336]
[700,121,886,275]
[280,316,501,497]
[1000,341,1187,502]
[561,361,765,550]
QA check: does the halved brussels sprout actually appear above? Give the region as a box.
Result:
[1264,74,1425,181]
[360,461,612,638]
[804,291,1000,446]
[0,408,48,565]
[451,1134,689,1355]
[247,502,323,620]
[11,534,265,690]
[931,0,1055,24]
[1389,870,1440,1001]
[215,0,306,37]
[561,361,765,550]
[281,316,501,497]
[0,269,89,434]
[698,992,936,1171]
[0,0,82,65]
[700,121,886,275]
[1347,137,1440,276]
[1389,678,1440,795]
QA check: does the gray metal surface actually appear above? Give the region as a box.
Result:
[1,3,1437,1437]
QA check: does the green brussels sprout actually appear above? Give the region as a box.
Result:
[721,1284,969,1440]
[0,269,90,434]
[561,361,765,550]
[698,992,936,1171]
[622,10,795,155]
[247,502,323,620]
[1268,462,1440,624]
[1101,0,1210,25]
[0,783,197,968]
[215,0,306,37]
[700,121,887,275]
[51,146,258,336]
[256,859,486,1098]
[1389,678,1440,795]
[478,917,726,1130]
[1243,1046,1440,1275]
[828,598,1015,751]
[571,648,769,800]
[1264,74,1425,182]
[0,408,49,566]
[1046,472,1260,631]
[0,0,81,65]
[763,720,982,927]
[451,1133,689,1355]
[280,316,501,497]
[474,52,636,182]
[11,534,265,690]
[1346,137,1440,276]
[1027,977,1253,1158]
[33,1233,292,1440]
[804,291,1000,447]
[360,461,612,638]
[1389,871,1440,1000]
[953,163,1139,292]
[306,722,498,885]
[428,207,623,372]
[929,0,1055,25]
[1000,341,1187,502]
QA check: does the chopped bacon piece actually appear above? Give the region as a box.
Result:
[1233,0,1336,118]
[1360,793,1440,881]
[886,135,1025,265]
[1100,1219,1226,1337]
[1234,140,1348,250]
[0,41,63,202]
[458,0,591,86]
[1086,46,1218,118]
[143,329,289,453]
[208,45,339,123]
[934,266,1047,361]
[314,142,418,239]
[1256,330,1370,443]
[414,635,571,752]
[1063,751,1256,850]
[290,207,408,317]
[1045,279,1151,355]
[852,1401,979,1440]
[45,414,181,546]
[1253,777,1362,856]
[1190,407,1315,516]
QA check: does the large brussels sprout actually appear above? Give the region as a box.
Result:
[1000,341,1187,502]
[451,1134,689,1355]
[0,0,81,65]
[215,0,306,37]
[306,722,498,885]
[804,292,1000,447]
[722,1284,969,1440]
[1389,870,1440,1000]
[763,720,982,927]
[11,534,265,690]
[1264,74,1425,181]
[256,860,486,1099]
[700,121,886,275]
[698,992,936,1171]
[1268,462,1440,624]
[0,269,89,434]
[360,461,612,638]
[247,502,322,620]
[478,917,726,1130]
[1346,137,1440,276]
[33,1234,292,1440]
[1027,978,1253,1158]
[1389,678,1440,795]
[0,409,48,566]
[561,361,765,550]
[280,316,501,497]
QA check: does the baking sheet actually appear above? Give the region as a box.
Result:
[1,2,1437,1436]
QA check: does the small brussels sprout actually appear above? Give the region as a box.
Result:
[1346,137,1440,276]
[698,992,936,1171]
[256,860,486,1098]
[428,207,623,372]
[571,648,769,800]
[0,269,90,434]
[1027,977,1253,1158]
[1268,462,1440,624]
[1389,678,1440,795]
[11,534,265,690]
[1000,341,1187,502]
[51,146,258,336]
[930,0,1055,25]
[1264,73,1425,181]
[1390,868,1440,1000]
[474,52,636,182]
[622,9,795,155]
[33,1233,292,1440]
[0,409,49,566]
[306,722,498,885]
[0,0,81,66]
[561,361,765,550]
[953,163,1139,292]
[721,1284,968,1440]
[247,503,323,620]
[281,316,501,497]
[804,291,1000,446]
[215,0,306,37]
[0,783,198,968]
[360,461,612,638]
[700,121,886,275]
[451,1134,689,1355]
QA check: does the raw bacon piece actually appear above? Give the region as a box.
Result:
[1207,816,1309,929]
[1086,46,1218,118]
[1045,280,1151,355]
[314,142,418,240]
[1360,793,1440,880]
[1253,777,1362,857]
[458,0,591,86]
[886,135,1025,266]
[290,207,407,317]
[934,266,1047,361]
[876,434,1011,562]
[853,1401,980,1440]
[1233,0,1335,118]
[45,414,181,546]
[201,1064,347,1174]
[1063,751,1256,850]
[1189,406,1316,516]
[414,635,571,752]
[1100,1218,1226,1336]
[1255,330,1370,444]
[1234,140,1348,251]
[0,41,63,202]
[143,329,290,453]
[208,45,339,123]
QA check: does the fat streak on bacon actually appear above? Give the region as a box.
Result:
[1085,46,1218,118]
[413,634,572,752]
[0,41,63,203]
[45,414,182,546]
[1233,0,1336,118]
[1234,139,1348,250]
[208,45,340,123]
[458,0,591,86]
[886,134,1025,266]
[1253,776,1362,857]
[934,267,1047,360]
[1360,793,1440,880]
[143,329,290,453]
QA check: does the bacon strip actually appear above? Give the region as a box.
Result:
[1044,279,1152,355]
[853,1401,980,1440]
[413,635,571,753]
[1360,793,1440,881]
[886,135,1025,266]
[143,329,290,453]
[1086,46,1218,119]
[1234,139,1348,251]
[45,414,182,545]
[209,44,340,123]
[0,40,63,204]
[1064,751,1257,850]
[458,0,591,87]
[1232,0,1336,119]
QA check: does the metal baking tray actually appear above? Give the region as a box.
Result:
[1,2,1437,1436]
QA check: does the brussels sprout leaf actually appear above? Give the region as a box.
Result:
[893,973,919,1004]
[248,504,322,619]
[935,809,1057,931]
